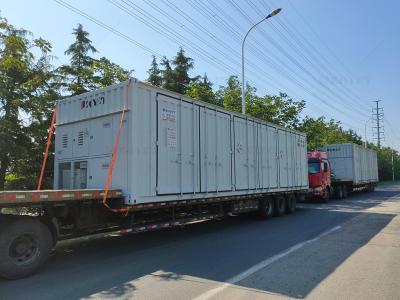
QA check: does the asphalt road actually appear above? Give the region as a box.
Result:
[1,183,400,300]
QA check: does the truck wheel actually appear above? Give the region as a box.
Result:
[342,185,348,198]
[259,198,274,219]
[336,186,344,200]
[322,188,331,203]
[286,194,296,214]
[0,217,53,280]
[274,196,286,217]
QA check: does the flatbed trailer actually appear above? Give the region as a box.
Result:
[0,78,308,279]
[0,188,302,280]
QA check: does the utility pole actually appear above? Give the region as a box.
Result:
[372,100,384,148]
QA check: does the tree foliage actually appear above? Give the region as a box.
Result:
[0,17,58,190]
[58,24,97,95]
[185,74,221,106]
[214,75,305,128]
[92,57,132,88]
[147,55,162,87]
[160,56,175,91]
[170,47,194,94]
[297,116,363,150]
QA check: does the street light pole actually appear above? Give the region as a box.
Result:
[241,8,282,115]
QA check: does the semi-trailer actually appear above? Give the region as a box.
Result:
[307,144,378,201]
[0,78,308,279]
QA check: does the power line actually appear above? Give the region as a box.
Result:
[53,0,162,58]
[54,0,365,133]
[287,0,374,104]
[200,0,366,128]
[227,0,369,119]
[257,0,372,112]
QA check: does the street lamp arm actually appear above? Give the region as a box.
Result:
[241,8,282,115]
[241,18,267,51]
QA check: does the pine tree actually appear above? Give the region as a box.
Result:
[59,24,97,95]
[147,55,162,87]
[160,56,175,91]
[171,47,194,94]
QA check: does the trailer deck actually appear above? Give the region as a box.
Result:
[0,189,123,206]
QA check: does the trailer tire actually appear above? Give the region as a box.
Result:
[335,185,344,200]
[368,184,375,192]
[274,196,286,217]
[0,216,53,280]
[259,198,274,219]
[322,188,331,203]
[342,185,348,198]
[286,194,296,214]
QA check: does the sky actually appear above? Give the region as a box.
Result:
[1,0,399,150]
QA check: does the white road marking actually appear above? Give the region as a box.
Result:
[194,225,342,300]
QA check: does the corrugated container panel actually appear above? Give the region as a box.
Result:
[54,78,308,205]
[57,82,127,125]
[319,143,378,184]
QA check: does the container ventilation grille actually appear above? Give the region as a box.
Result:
[78,131,84,146]
[62,134,68,148]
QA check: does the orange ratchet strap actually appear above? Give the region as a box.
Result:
[37,105,57,191]
[102,79,132,214]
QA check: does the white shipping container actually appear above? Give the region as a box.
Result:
[319,143,378,184]
[54,78,308,205]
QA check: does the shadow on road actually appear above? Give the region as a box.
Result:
[0,186,398,299]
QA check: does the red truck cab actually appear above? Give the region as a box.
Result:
[307,151,332,201]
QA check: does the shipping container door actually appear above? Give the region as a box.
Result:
[180,102,200,193]
[268,126,278,188]
[278,130,289,188]
[157,95,199,194]
[234,117,256,190]
[89,116,114,156]
[111,112,129,191]
[258,123,268,189]
[87,156,110,189]
[217,112,232,191]
[247,120,257,189]
[294,134,303,187]
[72,123,89,158]
[234,117,247,190]
[200,108,216,192]
[200,109,231,192]
[55,125,72,160]
[287,133,294,187]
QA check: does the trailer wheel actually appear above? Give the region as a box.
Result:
[342,185,348,198]
[368,184,375,192]
[335,186,344,200]
[274,196,286,217]
[0,216,53,280]
[259,198,274,219]
[286,194,296,214]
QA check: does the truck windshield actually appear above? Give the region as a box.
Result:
[308,162,320,174]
